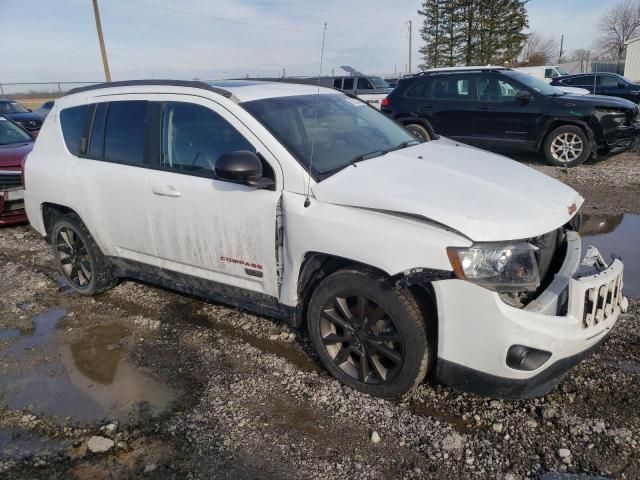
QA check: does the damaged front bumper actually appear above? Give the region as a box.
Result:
[431,231,628,399]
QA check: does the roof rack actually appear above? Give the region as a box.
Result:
[411,67,509,77]
[65,80,232,97]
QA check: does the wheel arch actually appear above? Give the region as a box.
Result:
[395,116,436,138]
[536,118,598,153]
[293,252,441,350]
[41,202,80,243]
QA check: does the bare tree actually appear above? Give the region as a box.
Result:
[519,32,557,66]
[595,0,640,60]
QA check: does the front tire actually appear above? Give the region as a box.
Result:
[307,269,432,398]
[406,123,432,142]
[543,125,591,167]
[51,215,117,295]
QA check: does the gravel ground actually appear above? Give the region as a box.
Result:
[1,152,639,479]
[515,151,640,215]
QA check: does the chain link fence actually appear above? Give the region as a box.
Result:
[0,82,102,108]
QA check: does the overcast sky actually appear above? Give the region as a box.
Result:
[0,0,612,83]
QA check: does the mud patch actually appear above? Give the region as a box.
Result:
[0,427,70,462]
[580,213,640,298]
[410,402,473,434]
[0,309,176,425]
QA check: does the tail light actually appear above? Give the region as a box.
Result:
[381,97,389,108]
[20,155,27,189]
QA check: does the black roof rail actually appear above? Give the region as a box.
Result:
[410,67,510,77]
[65,79,232,97]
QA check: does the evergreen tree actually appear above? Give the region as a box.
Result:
[418,0,529,68]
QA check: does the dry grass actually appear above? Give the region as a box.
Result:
[17,98,55,110]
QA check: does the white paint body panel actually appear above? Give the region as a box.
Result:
[24,81,621,386]
[312,139,583,242]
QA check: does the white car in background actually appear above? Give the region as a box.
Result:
[514,66,589,95]
[24,79,627,399]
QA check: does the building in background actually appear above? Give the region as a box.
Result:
[624,36,640,82]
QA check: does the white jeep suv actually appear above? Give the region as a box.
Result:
[24,79,627,398]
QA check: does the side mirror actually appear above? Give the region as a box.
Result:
[618,81,626,88]
[515,90,533,103]
[215,150,274,189]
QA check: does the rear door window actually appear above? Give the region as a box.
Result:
[60,105,91,156]
[405,80,433,98]
[432,76,473,100]
[103,101,148,165]
[333,78,342,89]
[342,78,354,91]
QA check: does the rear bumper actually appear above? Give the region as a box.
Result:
[432,232,627,399]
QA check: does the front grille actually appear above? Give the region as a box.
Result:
[17,119,42,130]
[0,171,22,190]
[582,272,624,328]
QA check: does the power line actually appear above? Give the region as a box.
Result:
[266,0,392,22]
[120,0,400,39]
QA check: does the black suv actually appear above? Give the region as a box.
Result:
[382,67,640,167]
[551,72,640,104]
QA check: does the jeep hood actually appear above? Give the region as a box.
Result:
[311,140,583,242]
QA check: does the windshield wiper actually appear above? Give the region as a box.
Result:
[385,139,421,153]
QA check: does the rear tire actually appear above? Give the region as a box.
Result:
[406,123,432,142]
[307,269,432,398]
[543,125,591,167]
[51,215,117,295]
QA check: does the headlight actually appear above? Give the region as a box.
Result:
[447,243,540,292]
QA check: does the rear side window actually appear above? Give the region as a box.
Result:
[60,105,90,156]
[103,101,148,165]
[342,78,354,90]
[333,78,342,89]
[405,80,432,98]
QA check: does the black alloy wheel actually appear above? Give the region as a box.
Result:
[319,292,404,385]
[56,226,93,288]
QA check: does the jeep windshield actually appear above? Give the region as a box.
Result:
[242,94,417,179]
[506,71,564,96]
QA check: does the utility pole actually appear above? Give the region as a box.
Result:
[559,34,564,63]
[92,0,111,82]
[407,20,412,73]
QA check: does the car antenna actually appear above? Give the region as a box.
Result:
[304,22,327,208]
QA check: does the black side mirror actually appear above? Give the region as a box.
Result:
[618,82,626,88]
[515,90,533,103]
[215,150,274,189]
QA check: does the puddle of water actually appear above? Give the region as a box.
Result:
[0,329,21,339]
[580,213,640,299]
[410,402,473,433]
[0,310,176,425]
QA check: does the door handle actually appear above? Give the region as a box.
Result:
[152,184,182,197]
[477,105,491,110]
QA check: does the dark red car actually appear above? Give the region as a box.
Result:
[0,116,33,226]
